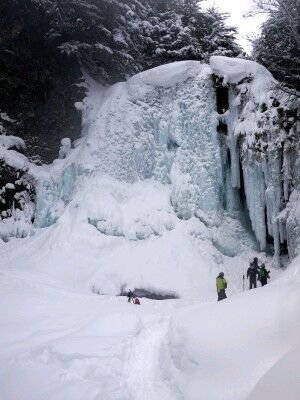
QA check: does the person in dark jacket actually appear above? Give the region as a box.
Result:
[127,290,134,303]
[258,264,270,286]
[247,257,259,289]
[216,272,227,301]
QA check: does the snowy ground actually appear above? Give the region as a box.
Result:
[0,258,299,400]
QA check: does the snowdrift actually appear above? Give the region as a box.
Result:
[163,270,300,400]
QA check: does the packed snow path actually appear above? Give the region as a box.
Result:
[1,266,300,400]
[126,315,176,400]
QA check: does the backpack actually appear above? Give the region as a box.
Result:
[133,298,140,305]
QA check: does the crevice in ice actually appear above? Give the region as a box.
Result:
[280,239,288,256]
[265,208,275,255]
[237,157,253,230]
[217,121,228,135]
[167,138,180,152]
[119,287,179,300]
[213,74,229,114]
[260,103,268,113]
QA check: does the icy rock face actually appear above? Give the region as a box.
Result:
[35,61,224,228]
[211,56,300,266]
[82,62,223,220]
[19,57,299,267]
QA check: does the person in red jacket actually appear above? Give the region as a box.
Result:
[133,296,140,305]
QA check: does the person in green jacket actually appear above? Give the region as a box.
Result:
[258,264,270,286]
[216,272,227,301]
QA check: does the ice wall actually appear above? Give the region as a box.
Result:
[211,56,300,266]
[8,57,299,268]
[34,61,225,227]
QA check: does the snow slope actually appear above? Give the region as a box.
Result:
[247,343,300,400]
[0,261,299,400]
[163,269,300,400]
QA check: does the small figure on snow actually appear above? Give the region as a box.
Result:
[247,257,260,289]
[127,290,134,303]
[132,296,140,305]
[258,263,270,286]
[216,272,227,301]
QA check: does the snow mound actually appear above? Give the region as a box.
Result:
[129,60,205,88]
[0,135,25,150]
[247,342,300,400]
[163,273,300,400]
[211,56,275,92]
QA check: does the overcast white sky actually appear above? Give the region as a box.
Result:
[202,0,267,53]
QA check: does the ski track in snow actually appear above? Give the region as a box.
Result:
[126,315,176,400]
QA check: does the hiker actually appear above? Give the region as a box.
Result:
[258,263,270,286]
[247,257,259,289]
[133,296,140,305]
[127,290,134,303]
[216,272,227,301]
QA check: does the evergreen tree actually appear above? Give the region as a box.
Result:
[34,0,149,82]
[0,0,243,161]
[253,0,300,92]
[197,7,242,60]
[141,0,201,67]
[141,0,241,69]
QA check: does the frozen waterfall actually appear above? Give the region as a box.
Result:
[1,57,299,268]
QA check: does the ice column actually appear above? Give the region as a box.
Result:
[242,162,267,250]
[227,88,241,189]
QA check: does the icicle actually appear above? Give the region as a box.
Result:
[272,219,281,268]
[242,161,266,250]
[226,88,240,189]
[279,218,286,244]
[282,143,291,202]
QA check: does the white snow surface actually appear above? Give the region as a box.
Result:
[247,342,300,400]
[1,57,300,399]
[210,56,275,97]
[0,259,299,400]
[0,135,25,150]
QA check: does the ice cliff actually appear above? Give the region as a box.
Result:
[1,56,299,270]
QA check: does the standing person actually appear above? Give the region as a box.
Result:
[127,290,133,303]
[216,272,227,301]
[258,264,270,286]
[247,257,259,289]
